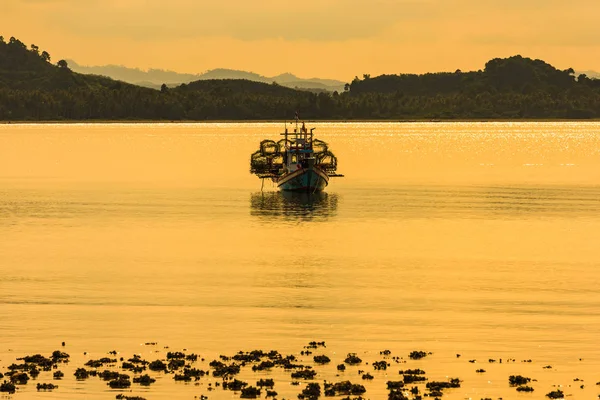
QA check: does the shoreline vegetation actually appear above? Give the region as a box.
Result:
[1,35,600,122]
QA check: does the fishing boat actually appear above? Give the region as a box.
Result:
[250,118,343,192]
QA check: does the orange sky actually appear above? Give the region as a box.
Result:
[3,0,600,80]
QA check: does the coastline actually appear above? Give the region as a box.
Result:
[2,118,600,124]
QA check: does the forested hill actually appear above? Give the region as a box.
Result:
[1,36,600,120]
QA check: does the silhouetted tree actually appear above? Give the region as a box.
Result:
[57,59,69,69]
[160,83,168,93]
[41,51,51,62]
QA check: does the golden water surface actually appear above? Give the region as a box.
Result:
[1,122,600,399]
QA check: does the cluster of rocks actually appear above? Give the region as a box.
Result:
[0,343,593,399]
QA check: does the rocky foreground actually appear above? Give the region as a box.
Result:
[0,341,597,399]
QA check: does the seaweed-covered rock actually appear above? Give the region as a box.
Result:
[10,372,29,385]
[121,362,145,373]
[166,352,186,359]
[223,379,248,391]
[408,351,428,360]
[509,375,531,386]
[324,381,366,396]
[399,369,425,375]
[266,389,278,398]
[337,364,346,371]
[240,386,261,398]
[36,383,58,391]
[116,395,147,400]
[426,378,461,391]
[252,360,275,371]
[362,373,374,380]
[388,389,409,400]
[372,361,388,370]
[108,375,131,389]
[299,382,321,399]
[51,351,70,362]
[74,368,90,380]
[53,371,64,380]
[313,355,331,364]
[386,381,404,390]
[517,386,535,392]
[257,378,274,388]
[148,360,167,372]
[403,374,427,384]
[85,358,117,368]
[291,369,317,380]
[133,374,156,386]
[546,389,564,399]
[344,354,362,365]
[98,370,121,381]
[209,360,241,377]
[0,381,16,394]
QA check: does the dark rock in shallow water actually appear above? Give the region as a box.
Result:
[546,389,564,399]
[388,389,409,400]
[252,360,275,371]
[209,360,241,377]
[386,381,404,390]
[299,382,321,399]
[344,354,362,365]
[517,386,535,392]
[476,369,486,373]
[115,395,146,400]
[291,369,316,380]
[361,373,374,380]
[122,362,145,373]
[256,378,274,388]
[168,359,185,370]
[133,374,156,386]
[509,375,531,386]
[372,360,388,370]
[240,386,261,398]
[36,383,58,391]
[148,360,167,372]
[399,369,425,375]
[223,379,247,391]
[166,351,185,359]
[98,370,122,381]
[1,380,17,394]
[403,374,427,384]
[337,364,346,371]
[313,355,331,364]
[426,378,461,392]
[10,372,29,385]
[266,389,277,398]
[74,368,90,380]
[324,381,366,396]
[108,375,131,389]
[408,351,428,360]
[85,358,117,368]
[52,350,70,363]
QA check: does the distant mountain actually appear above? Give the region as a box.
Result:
[67,60,346,92]
[577,70,600,79]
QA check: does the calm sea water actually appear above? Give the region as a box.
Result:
[1,122,600,399]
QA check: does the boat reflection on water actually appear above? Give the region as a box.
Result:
[250,191,338,221]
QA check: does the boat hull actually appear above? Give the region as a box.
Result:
[277,166,329,192]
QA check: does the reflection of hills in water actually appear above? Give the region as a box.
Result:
[250,192,338,220]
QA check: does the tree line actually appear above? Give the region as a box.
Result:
[1,36,599,121]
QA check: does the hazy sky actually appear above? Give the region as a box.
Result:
[3,0,599,80]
